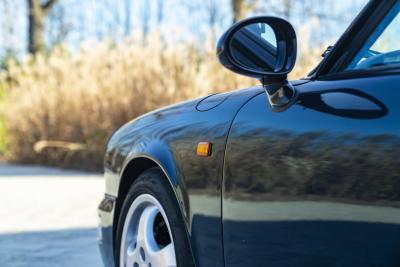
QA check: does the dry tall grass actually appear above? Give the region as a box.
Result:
[0,33,322,171]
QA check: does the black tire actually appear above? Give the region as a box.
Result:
[115,167,194,267]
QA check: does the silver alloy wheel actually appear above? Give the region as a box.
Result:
[120,194,177,267]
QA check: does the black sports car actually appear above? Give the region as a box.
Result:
[98,1,400,266]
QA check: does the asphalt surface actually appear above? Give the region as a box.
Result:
[3,164,400,267]
[0,164,104,267]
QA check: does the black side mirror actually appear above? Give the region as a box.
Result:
[217,16,297,110]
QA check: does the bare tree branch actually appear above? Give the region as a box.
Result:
[42,0,59,13]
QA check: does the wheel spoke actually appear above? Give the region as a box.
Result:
[126,253,137,267]
[120,194,177,267]
[124,240,139,267]
[137,206,159,251]
[149,243,176,267]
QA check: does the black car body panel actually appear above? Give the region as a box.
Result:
[98,1,400,266]
[98,86,265,267]
[223,75,400,267]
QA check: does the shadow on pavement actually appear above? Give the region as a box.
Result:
[0,228,102,267]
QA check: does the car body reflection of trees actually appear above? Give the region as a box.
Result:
[221,87,400,266]
[226,129,400,203]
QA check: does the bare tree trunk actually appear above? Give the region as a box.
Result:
[157,0,164,25]
[28,0,44,54]
[232,0,246,23]
[94,0,105,40]
[206,0,219,41]
[231,0,258,23]
[27,0,59,54]
[125,0,132,35]
[141,0,151,42]
[283,0,292,19]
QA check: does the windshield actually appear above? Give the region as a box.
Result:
[346,2,400,70]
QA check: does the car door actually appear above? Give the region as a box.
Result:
[223,1,400,266]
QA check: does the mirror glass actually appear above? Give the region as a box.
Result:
[229,22,278,72]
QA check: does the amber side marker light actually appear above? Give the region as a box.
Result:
[197,142,212,157]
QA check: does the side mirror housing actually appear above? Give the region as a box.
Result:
[217,16,298,110]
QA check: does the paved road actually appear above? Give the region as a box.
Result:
[4,164,400,267]
[0,164,104,267]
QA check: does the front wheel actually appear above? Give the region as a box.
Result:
[115,167,194,267]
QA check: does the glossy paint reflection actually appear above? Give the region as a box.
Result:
[102,87,264,267]
[223,75,400,267]
[298,88,389,119]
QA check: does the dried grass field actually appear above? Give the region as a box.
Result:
[0,33,322,171]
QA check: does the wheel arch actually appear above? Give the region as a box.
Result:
[113,153,192,257]
[113,156,158,244]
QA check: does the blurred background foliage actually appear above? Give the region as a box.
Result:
[0,0,367,170]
